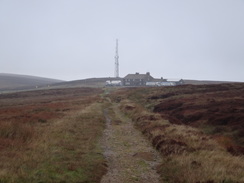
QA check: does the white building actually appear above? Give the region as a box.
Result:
[106,80,122,86]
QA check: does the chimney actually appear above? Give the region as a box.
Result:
[146,72,150,75]
[136,72,139,75]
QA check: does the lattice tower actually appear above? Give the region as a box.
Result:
[114,39,119,78]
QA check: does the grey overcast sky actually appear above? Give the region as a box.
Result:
[0,0,244,81]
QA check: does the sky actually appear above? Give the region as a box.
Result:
[0,0,244,82]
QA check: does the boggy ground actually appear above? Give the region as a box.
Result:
[115,83,244,155]
[110,83,244,183]
[150,83,244,155]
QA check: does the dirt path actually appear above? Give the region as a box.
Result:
[100,103,162,183]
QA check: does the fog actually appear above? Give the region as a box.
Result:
[0,0,244,82]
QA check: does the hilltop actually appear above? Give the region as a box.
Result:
[52,77,122,88]
[0,73,63,91]
[0,72,238,92]
[52,77,234,89]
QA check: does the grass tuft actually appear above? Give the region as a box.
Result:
[0,121,34,142]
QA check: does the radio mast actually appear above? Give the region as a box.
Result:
[114,39,119,78]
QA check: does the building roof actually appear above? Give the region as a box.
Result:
[124,72,154,80]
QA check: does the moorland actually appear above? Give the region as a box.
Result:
[0,83,244,182]
[0,88,106,182]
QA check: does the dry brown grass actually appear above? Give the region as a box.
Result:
[0,87,107,183]
[0,121,34,142]
[118,96,244,183]
[160,151,244,183]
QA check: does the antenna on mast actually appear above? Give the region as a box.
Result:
[114,39,119,78]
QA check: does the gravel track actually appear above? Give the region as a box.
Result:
[100,104,162,183]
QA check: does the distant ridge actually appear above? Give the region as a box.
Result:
[0,73,63,91]
[1,73,239,92]
[52,77,121,88]
[52,77,238,88]
[183,79,237,85]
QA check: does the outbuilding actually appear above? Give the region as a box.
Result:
[106,80,122,86]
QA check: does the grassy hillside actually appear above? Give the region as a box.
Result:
[0,87,107,182]
[52,77,122,88]
[51,78,234,90]
[109,83,244,182]
[1,84,243,182]
[0,73,63,90]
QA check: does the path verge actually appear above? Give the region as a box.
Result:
[101,103,162,183]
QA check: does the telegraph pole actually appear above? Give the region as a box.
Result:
[114,39,119,78]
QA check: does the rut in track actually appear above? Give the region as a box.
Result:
[101,103,162,183]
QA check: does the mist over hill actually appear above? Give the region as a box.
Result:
[0,72,239,92]
[0,73,63,91]
[52,77,234,89]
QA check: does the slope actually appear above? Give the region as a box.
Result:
[0,73,63,91]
